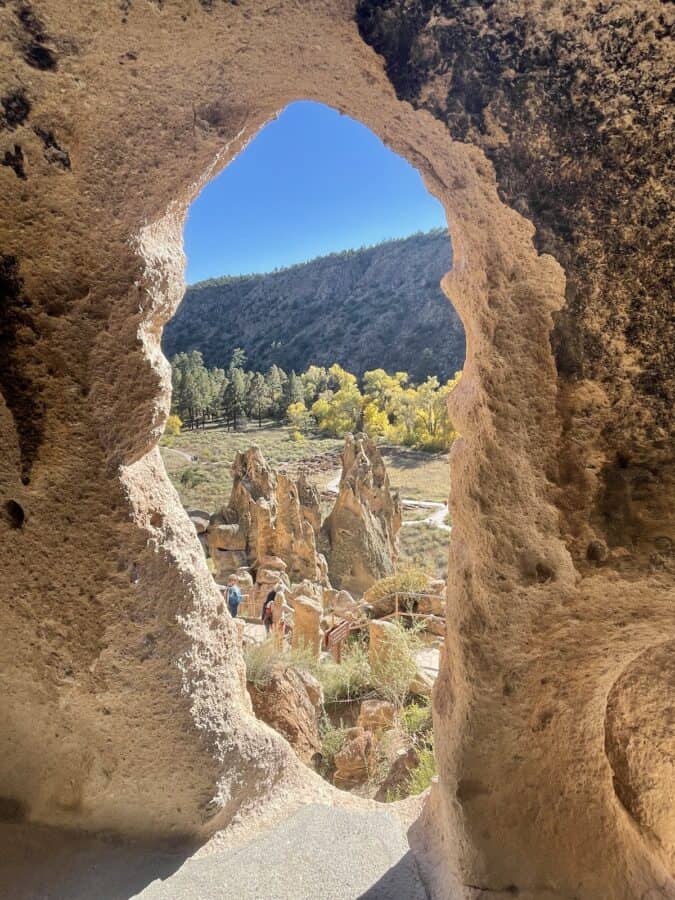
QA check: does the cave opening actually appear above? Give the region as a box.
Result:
[2,6,671,898]
[160,99,464,801]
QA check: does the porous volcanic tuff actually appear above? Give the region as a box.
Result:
[0,2,672,898]
[322,433,402,595]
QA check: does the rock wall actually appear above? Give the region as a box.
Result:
[357,0,674,569]
[0,1,672,897]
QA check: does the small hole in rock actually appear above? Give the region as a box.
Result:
[4,499,25,528]
[0,796,26,822]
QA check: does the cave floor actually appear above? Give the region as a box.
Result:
[1,803,428,899]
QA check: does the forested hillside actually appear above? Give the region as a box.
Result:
[162,230,464,380]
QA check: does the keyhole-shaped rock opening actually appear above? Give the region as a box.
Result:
[160,99,462,801]
[2,5,670,898]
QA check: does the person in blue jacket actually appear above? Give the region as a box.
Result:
[225,574,243,618]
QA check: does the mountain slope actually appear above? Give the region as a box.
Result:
[162,230,464,380]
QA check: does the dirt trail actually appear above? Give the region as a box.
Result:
[163,447,197,464]
[325,473,450,531]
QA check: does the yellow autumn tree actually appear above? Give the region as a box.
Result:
[165,414,182,436]
[311,380,363,436]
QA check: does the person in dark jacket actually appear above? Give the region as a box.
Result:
[261,586,277,634]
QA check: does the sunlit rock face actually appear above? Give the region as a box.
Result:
[322,434,401,595]
[221,447,328,583]
[0,2,672,898]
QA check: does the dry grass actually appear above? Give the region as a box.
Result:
[161,427,452,512]
[160,422,343,509]
[381,449,450,502]
[397,523,449,579]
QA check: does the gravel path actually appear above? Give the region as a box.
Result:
[4,804,428,900]
[138,804,429,900]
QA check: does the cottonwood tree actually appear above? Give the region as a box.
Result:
[301,365,329,405]
[167,354,461,451]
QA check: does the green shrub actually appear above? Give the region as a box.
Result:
[179,466,207,488]
[407,745,437,795]
[370,620,423,708]
[243,639,281,688]
[364,568,430,608]
[318,641,372,702]
[400,700,432,740]
[385,739,437,802]
[317,717,349,778]
[243,638,321,689]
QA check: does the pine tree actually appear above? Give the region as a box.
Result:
[265,364,288,419]
[223,368,247,430]
[249,372,270,427]
[229,346,247,371]
[283,370,304,413]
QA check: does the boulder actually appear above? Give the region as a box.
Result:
[357,699,396,733]
[257,555,287,571]
[409,669,435,699]
[187,510,210,534]
[247,665,322,764]
[322,434,401,595]
[324,587,357,613]
[423,615,446,637]
[256,567,286,586]
[206,523,246,551]
[235,567,254,589]
[292,595,323,658]
[210,549,248,579]
[374,746,419,802]
[291,579,324,605]
[333,727,376,789]
[417,594,446,617]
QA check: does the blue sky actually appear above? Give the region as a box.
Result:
[184,101,447,283]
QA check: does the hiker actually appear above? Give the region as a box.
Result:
[261,585,277,635]
[225,574,243,618]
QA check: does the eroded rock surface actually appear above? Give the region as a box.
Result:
[322,434,402,595]
[0,2,672,898]
[248,666,323,766]
[209,447,328,584]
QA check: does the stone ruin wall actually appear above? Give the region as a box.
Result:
[0,1,672,898]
